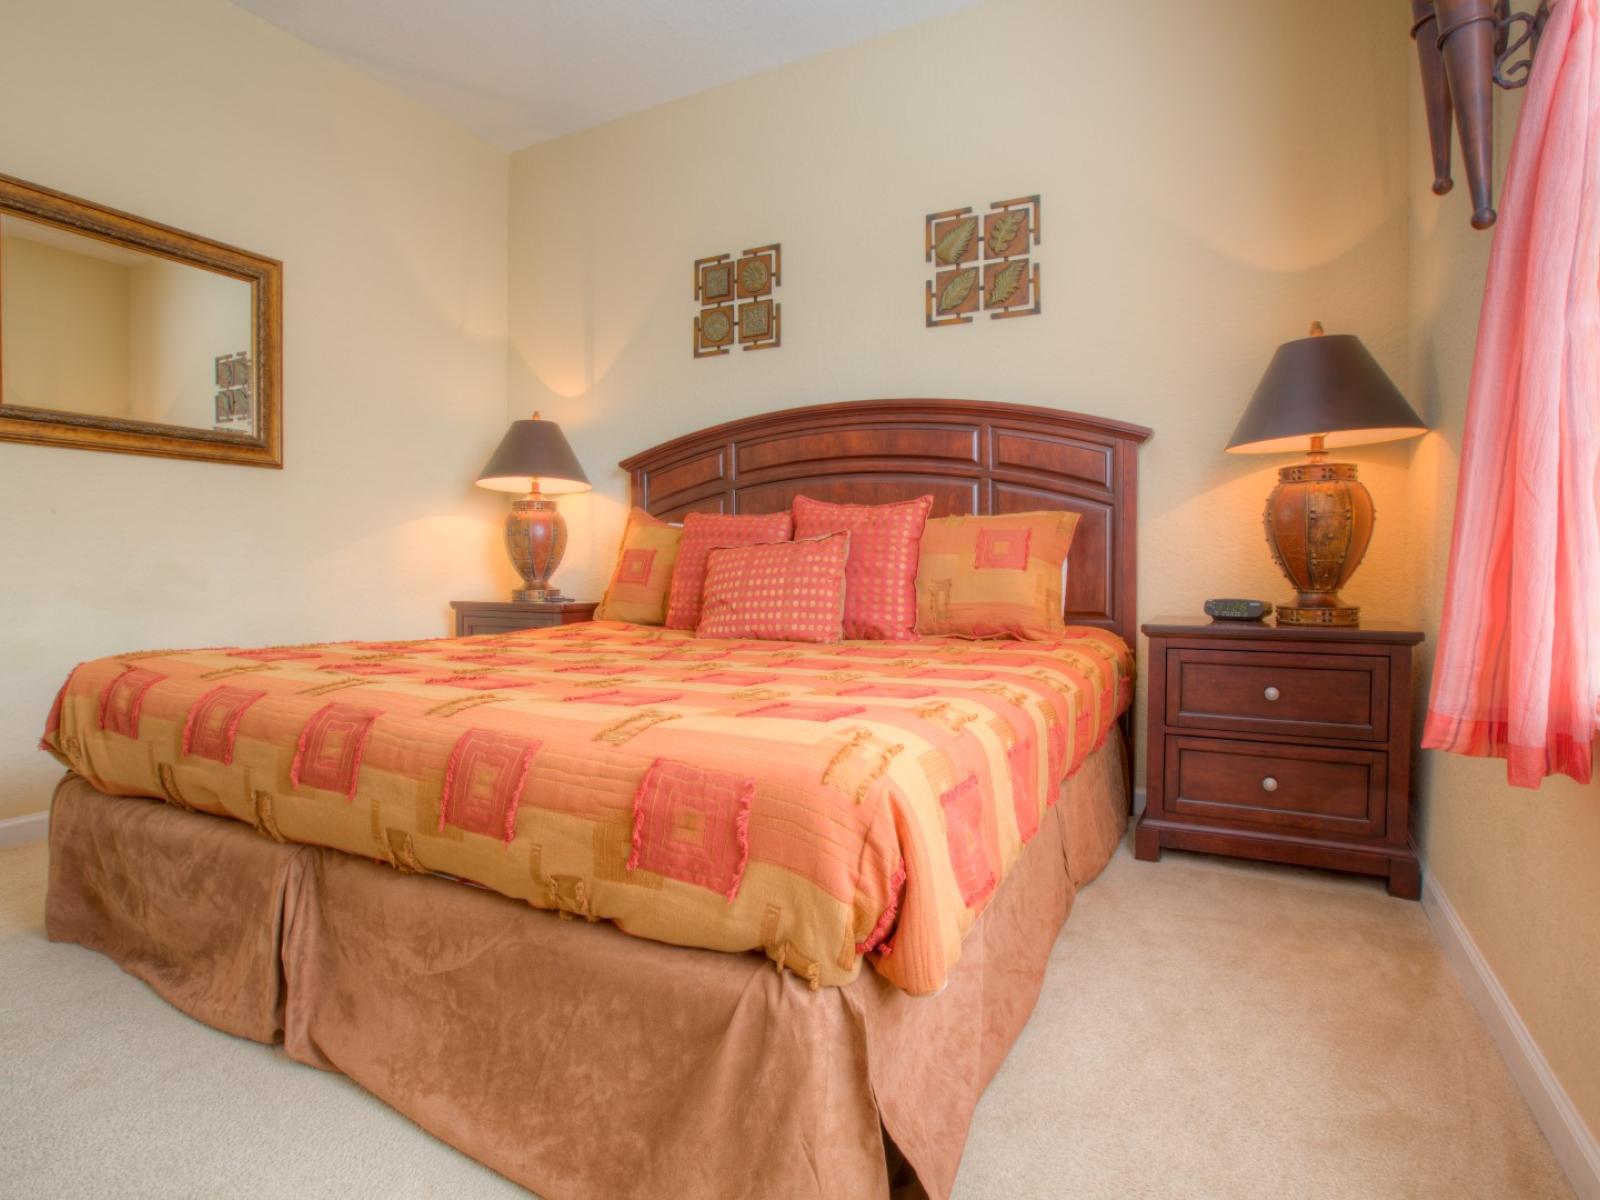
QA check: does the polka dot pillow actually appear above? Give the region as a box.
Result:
[664,510,795,630]
[791,493,933,640]
[697,532,851,643]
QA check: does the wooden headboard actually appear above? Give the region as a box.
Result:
[620,398,1151,650]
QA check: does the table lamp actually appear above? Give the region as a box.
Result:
[1226,324,1427,627]
[476,412,591,602]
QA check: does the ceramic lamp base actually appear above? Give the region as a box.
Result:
[1262,456,1373,629]
[505,494,567,602]
[511,588,570,603]
[1276,603,1361,627]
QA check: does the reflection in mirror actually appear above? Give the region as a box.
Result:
[0,214,255,435]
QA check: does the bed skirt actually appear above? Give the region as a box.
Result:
[45,732,1127,1200]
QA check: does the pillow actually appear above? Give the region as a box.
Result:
[915,510,1079,640]
[596,508,681,624]
[665,511,794,630]
[697,532,851,643]
[791,494,933,640]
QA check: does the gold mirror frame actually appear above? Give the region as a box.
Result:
[0,173,282,468]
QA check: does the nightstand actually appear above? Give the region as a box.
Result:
[1135,618,1425,898]
[450,599,597,637]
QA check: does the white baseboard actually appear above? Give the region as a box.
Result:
[0,811,47,848]
[1132,785,1147,816]
[1424,873,1600,1200]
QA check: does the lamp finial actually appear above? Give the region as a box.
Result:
[1308,321,1325,337]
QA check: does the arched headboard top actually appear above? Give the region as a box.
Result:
[620,398,1151,649]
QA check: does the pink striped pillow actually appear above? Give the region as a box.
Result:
[697,532,851,643]
[664,511,794,630]
[791,494,933,640]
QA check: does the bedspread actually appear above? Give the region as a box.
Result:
[40,620,1130,994]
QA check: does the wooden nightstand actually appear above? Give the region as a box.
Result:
[1135,618,1425,898]
[450,599,597,637]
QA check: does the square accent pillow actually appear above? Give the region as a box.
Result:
[791,493,933,640]
[596,508,682,625]
[915,510,1079,640]
[665,510,794,630]
[697,531,851,643]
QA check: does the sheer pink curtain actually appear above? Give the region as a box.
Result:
[1423,0,1600,787]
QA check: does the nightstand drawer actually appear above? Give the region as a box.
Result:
[451,600,597,637]
[1166,649,1388,741]
[459,613,561,636]
[1164,736,1387,837]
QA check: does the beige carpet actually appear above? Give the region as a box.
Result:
[0,837,1573,1199]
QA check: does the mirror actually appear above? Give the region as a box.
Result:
[0,174,281,467]
[1,216,256,430]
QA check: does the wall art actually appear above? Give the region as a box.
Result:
[213,350,253,429]
[694,243,781,357]
[925,196,1041,327]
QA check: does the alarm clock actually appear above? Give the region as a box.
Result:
[1204,598,1270,622]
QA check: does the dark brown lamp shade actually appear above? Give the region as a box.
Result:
[476,417,592,494]
[1226,333,1427,454]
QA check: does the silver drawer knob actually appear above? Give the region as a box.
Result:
[1263,686,1281,701]
[1261,776,1279,793]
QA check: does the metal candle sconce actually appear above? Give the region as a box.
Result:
[1409,0,1551,229]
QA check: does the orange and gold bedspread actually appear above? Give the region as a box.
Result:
[40,620,1131,994]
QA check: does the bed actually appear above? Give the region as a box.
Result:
[42,397,1151,1199]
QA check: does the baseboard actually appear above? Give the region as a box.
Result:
[1424,873,1600,1200]
[0,811,48,849]
[1132,785,1147,816]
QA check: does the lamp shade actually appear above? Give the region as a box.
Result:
[1226,332,1427,454]
[475,416,591,494]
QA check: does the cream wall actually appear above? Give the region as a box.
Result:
[127,258,253,427]
[0,234,132,413]
[0,0,513,822]
[3,232,253,428]
[508,0,1413,775]
[1406,82,1600,1141]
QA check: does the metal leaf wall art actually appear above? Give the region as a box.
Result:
[925,196,1041,327]
[935,218,978,267]
[941,269,978,314]
[986,260,1026,308]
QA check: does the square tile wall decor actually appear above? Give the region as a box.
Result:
[925,196,1041,327]
[694,243,782,356]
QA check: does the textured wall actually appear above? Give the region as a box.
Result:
[507,0,1413,778]
[0,235,132,413]
[1406,71,1600,1144]
[0,0,514,821]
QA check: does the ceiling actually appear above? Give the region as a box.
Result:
[234,0,981,150]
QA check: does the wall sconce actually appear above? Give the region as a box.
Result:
[1409,0,1550,229]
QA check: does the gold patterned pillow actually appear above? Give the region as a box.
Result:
[596,509,681,625]
[914,510,1079,640]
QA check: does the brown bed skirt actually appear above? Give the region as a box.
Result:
[45,733,1127,1200]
